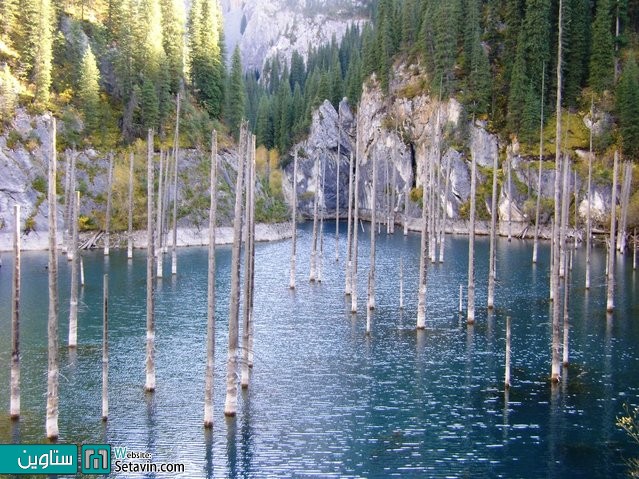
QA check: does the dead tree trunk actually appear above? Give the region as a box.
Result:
[488,151,498,309]
[66,153,76,262]
[102,273,109,421]
[335,114,341,262]
[416,152,428,330]
[586,101,594,289]
[145,129,156,392]
[399,257,404,310]
[607,151,619,312]
[68,191,80,347]
[507,158,512,242]
[172,93,181,275]
[11,204,21,419]
[366,146,378,335]
[242,135,255,388]
[533,66,545,263]
[204,131,218,428]
[403,188,409,236]
[439,152,451,263]
[345,153,354,295]
[46,116,59,440]
[390,165,397,235]
[559,156,570,278]
[562,251,571,366]
[551,0,564,384]
[289,151,298,289]
[156,150,164,278]
[467,150,477,325]
[318,153,326,283]
[351,127,361,314]
[247,134,257,369]
[309,154,320,282]
[127,151,134,259]
[618,162,632,253]
[505,316,511,389]
[224,124,247,417]
[104,153,114,256]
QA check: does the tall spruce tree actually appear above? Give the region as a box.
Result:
[227,46,245,139]
[77,44,101,135]
[160,0,185,94]
[589,0,615,93]
[616,55,639,157]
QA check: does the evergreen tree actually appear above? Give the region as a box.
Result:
[345,48,362,105]
[589,0,615,93]
[77,44,101,134]
[140,77,159,130]
[564,0,591,107]
[290,50,306,90]
[256,95,273,148]
[616,55,639,158]
[160,0,186,94]
[227,46,246,139]
[0,0,19,51]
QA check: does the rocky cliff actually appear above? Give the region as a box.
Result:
[283,61,615,237]
[221,0,369,71]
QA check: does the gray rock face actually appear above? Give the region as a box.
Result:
[221,0,369,71]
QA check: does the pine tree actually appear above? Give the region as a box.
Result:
[160,0,185,94]
[19,0,54,107]
[77,44,101,134]
[227,46,246,139]
[617,55,639,157]
[589,0,615,93]
[462,0,492,116]
[564,0,591,107]
[140,77,159,130]
[256,95,273,148]
[290,50,306,90]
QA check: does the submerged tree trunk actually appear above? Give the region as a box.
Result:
[145,129,156,392]
[607,152,619,312]
[507,158,512,242]
[289,151,298,289]
[242,136,255,388]
[439,153,451,263]
[562,251,571,366]
[204,131,218,428]
[351,130,361,314]
[533,67,545,263]
[416,152,428,330]
[127,151,134,259]
[309,154,320,282]
[156,151,164,278]
[467,150,477,325]
[68,191,80,348]
[345,153,354,296]
[335,116,341,262]
[172,94,181,276]
[318,153,326,283]
[224,124,247,417]
[551,0,564,383]
[618,162,632,253]
[46,117,59,440]
[247,135,257,370]
[102,273,109,421]
[505,316,511,389]
[11,204,21,419]
[366,145,378,335]
[403,188,409,236]
[559,157,570,278]
[586,102,593,288]
[488,151,498,309]
[62,153,71,256]
[104,153,114,256]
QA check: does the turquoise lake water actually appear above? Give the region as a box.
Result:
[0,222,638,478]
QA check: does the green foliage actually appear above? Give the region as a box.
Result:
[254,196,289,223]
[0,64,20,123]
[617,405,639,478]
[589,0,615,93]
[77,44,101,134]
[616,55,639,158]
[32,175,46,194]
[226,45,245,139]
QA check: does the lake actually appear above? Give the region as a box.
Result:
[1,222,638,478]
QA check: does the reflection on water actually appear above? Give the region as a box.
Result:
[0,222,638,478]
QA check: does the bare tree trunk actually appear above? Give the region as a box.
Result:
[204,131,218,428]
[439,152,451,263]
[488,151,498,309]
[505,316,511,389]
[68,191,79,347]
[562,251,571,366]
[345,153,354,295]
[224,124,247,417]
[533,66,545,263]
[102,273,109,421]
[351,129,361,314]
[399,257,404,310]
[335,114,341,262]
[289,151,298,289]
[161,150,171,253]
[551,0,564,383]
[318,153,326,283]
[309,154,320,282]
[403,188,409,236]
[586,100,593,288]
[607,151,619,312]
[127,151,134,259]
[459,284,463,313]
[247,135,257,369]
[62,153,71,256]
[156,151,164,278]
[242,135,255,388]
[550,218,555,301]
[366,144,378,335]
[467,150,477,325]
[573,171,578,251]
[172,93,181,276]
[633,227,637,270]
[11,204,21,419]
[104,153,114,256]
[618,162,632,253]
[507,158,512,242]
[390,165,397,235]
[66,153,76,262]
[80,256,85,287]
[559,157,570,278]
[46,116,59,440]
[145,129,156,392]
[416,152,428,330]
